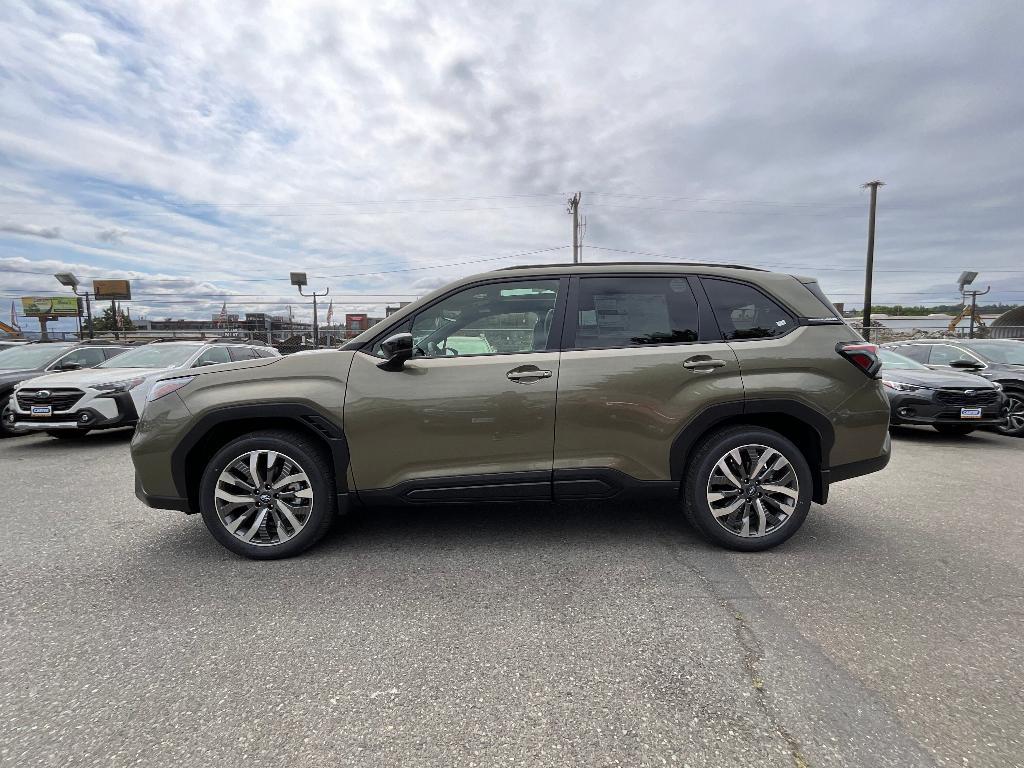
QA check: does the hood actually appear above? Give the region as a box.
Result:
[0,369,41,389]
[16,366,171,390]
[880,367,998,389]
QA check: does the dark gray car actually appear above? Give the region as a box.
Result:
[884,339,1024,437]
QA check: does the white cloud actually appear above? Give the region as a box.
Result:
[0,0,1021,314]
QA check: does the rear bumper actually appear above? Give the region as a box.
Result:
[134,473,191,513]
[818,432,892,502]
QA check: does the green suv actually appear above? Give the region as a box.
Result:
[131,264,891,558]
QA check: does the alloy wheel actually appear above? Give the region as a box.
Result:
[1001,394,1024,435]
[214,450,314,547]
[706,444,800,538]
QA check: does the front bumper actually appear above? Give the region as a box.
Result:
[5,391,139,433]
[885,390,1007,426]
[134,473,191,513]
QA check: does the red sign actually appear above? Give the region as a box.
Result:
[345,313,369,331]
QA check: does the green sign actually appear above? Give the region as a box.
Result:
[21,296,80,317]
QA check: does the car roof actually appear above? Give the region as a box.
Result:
[498,261,768,273]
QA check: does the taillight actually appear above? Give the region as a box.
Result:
[836,342,881,377]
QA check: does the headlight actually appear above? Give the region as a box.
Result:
[93,377,146,393]
[147,376,194,402]
[882,380,923,392]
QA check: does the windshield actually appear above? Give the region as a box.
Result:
[879,348,929,370]
[0,344,71,370]
[962,341,1024,365]
[98,344,197,369]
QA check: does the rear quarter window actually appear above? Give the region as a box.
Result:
[701,278,794,340]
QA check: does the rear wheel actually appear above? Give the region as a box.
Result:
[933,424,976,436]
[683,426,813,551]
[997,390,1024,437]
[199,430,335,559]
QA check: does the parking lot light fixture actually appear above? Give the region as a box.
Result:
[291,272,328,350]
[54,272,93,340]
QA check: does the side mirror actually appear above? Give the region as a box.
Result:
[377,333,414,371]
[58,361,83,371]
[949,359,983,369]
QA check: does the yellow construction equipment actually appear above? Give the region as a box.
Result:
[948,305,986,333]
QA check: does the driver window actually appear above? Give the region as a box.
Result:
[397,279,560,358]
[193,347,231,366]
[929,345,974,366]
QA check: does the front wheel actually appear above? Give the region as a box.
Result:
[682,426,813,551]
[199,430,336,559]
[996,390,1024,437]
[933,424,976,436]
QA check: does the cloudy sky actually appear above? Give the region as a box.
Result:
[1,0,1022,331]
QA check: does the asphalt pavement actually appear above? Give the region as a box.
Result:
[1,427,1021,767]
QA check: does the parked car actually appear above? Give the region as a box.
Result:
[884,339,1024,437]
[877,348,1005,435]
[132,263,891,559]
[0,341,130,436]
[5,340,278,439]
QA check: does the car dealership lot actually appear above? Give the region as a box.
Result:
[2,430,1022,768]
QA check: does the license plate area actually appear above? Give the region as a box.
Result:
[960,407,982,419]
[30,405,52,417]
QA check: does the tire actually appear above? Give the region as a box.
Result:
[933,424,976,436]
[199,430,336,559]
[682,426,813,552]
[996,389,1024,438]
[47,430,91,439]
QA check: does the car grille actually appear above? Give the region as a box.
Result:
[16,388,85,411]
[935,388,1000,406]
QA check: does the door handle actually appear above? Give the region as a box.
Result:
[682,357,727,371]
[507,369,552,381]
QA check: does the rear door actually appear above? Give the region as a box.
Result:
[553,274,743,492]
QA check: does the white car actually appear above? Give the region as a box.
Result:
[6,341,279,438]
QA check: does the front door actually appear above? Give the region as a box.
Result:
[344,277,566,500]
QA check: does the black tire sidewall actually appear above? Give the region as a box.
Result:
[684,427,813,552]
[996,390,1024,437]
[199,432,334,559]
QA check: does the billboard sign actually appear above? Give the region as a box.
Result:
[21,296,80,317]
[94,279,132,300]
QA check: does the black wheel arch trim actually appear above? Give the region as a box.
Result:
[669,398,837,503]
[170,403,350,503]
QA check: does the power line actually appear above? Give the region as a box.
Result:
[0,246,572,282]
[0,192,569,211]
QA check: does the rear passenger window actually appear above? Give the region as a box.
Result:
[228,346,256,362]
[702,279,793,340]
[573,277,699,348]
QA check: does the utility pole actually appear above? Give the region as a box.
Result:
[567,192,582,263]
[861,180,884,342]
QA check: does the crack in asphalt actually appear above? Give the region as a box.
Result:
[681,559,811,768]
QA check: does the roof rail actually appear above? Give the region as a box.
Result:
[499,261,767,272]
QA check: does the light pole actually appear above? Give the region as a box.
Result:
[290,272,329,349]
[54,272,94,340]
